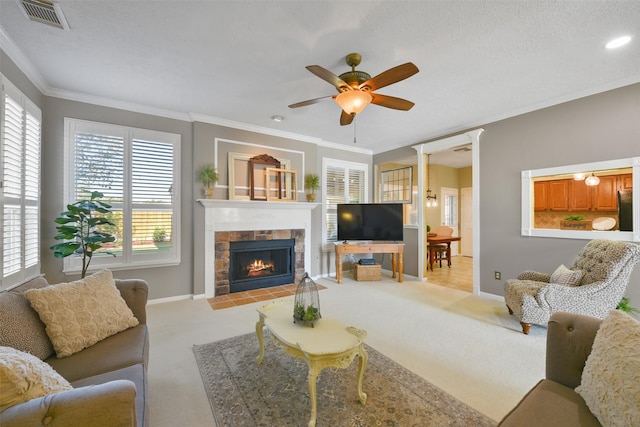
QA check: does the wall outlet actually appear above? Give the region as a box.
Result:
[494,271,501,280]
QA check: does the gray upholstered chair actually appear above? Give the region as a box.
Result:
[504,239,640,334]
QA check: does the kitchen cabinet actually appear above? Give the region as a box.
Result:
[620,174,633,190]
[535,173,632,212]
[569,179,590,211]
[534,181,548,211]
[592,175,618,211]
[548,180,569,211]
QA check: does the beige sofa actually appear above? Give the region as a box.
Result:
[0,275,149,427]
[499,311,603,426]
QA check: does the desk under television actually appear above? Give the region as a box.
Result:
[334,242,404,284]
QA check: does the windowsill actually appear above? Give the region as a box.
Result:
[522,228,639,242]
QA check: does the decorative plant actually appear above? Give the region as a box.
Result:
[50,191,116,278]
[197,165,219,198]
[564,215,586,221]
[153,227,167,243]
[304,173,320,202]
[617,297,638,314]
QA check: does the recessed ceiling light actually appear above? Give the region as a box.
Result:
[271,115,284,122]
[605,35,632,49]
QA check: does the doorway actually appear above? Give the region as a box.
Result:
[412,129,483,294]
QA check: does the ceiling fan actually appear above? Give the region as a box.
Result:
[288,53,419,126]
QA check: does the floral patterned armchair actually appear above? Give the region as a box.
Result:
[504,239,640,334]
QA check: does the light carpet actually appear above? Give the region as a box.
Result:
[193,332,496,427]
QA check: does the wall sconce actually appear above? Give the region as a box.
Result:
[426,189,438,207]
[426,154,438,207]
[573,173,586,181]
[585,173,600,186]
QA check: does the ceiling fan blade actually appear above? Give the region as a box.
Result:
[288,94,335,108]
[371,93,415,111]
[306,65,351,91]
[340,110,355,126]
[360,62,419,92]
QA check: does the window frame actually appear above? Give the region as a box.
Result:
[521,157,639,242]
[321,157,369,246]
[1,74,41,290]
[63,118,181,274]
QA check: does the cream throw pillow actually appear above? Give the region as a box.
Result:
[550,264,583,286]
[576,310,640,426]
[0,346,72,412]
[25,270,139,358]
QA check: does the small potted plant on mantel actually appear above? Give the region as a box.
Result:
[304,173,319,202]
[197,165,219,199]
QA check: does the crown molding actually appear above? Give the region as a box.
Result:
[0,26,49,93]
[47,87,192,122]
[1,27,372,155]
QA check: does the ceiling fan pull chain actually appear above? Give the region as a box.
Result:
[353,115,357,143]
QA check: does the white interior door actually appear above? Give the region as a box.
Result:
[441,187,459,255]
[461,187,473,257]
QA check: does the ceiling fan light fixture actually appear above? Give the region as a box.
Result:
[335,90,372,116]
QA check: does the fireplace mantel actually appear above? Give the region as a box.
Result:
[198,199,319,297]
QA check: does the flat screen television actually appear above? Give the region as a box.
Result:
[337,203,404,242]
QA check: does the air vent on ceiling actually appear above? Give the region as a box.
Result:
[18,0,70,30]
[453,145,471,152]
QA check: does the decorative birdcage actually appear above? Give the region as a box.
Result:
[293,272,321,327]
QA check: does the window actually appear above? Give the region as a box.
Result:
[64,119,181,273]
[1,75,41,290]
[322,158,368,242]
[521,157,639,242]
[381,166,412,203]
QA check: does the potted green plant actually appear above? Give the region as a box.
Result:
[197,165,219,198]
[50,191,116,278]
[560,215,592,230]
[617,297,638,315]
[304,173,319,202]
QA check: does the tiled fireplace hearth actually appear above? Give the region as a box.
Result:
[199,200,318,298]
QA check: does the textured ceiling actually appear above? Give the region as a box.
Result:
[1,1,639,161]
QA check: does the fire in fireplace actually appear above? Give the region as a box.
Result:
[229,239,295,292]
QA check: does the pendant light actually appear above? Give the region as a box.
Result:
[585,173,600,186]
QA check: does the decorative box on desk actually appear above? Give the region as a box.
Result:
[354,264,382,281]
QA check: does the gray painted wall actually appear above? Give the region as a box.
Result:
[4,47,639,305]
[41,97,194,299]
[478,83,640,303]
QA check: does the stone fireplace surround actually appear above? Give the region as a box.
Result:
[198,199,318,298]
[216,229,303,296]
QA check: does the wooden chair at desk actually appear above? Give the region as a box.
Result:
[428,226,453,270]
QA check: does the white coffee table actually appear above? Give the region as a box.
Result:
[256,300,367,427]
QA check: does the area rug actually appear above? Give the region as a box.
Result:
[193,332,496,427]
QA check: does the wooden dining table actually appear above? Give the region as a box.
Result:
[427,235,461,271]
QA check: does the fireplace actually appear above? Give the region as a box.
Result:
[229,239,295,292]
[199,199,317,298]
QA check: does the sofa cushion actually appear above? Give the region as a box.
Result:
[549,264,583,287]
[25,270,139,358]
[0,346,72,412]
[499,379,600,427]
[575,310,640,426]
[47,324,149,382]
[72,364,147,427]
[0,285,54,360]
